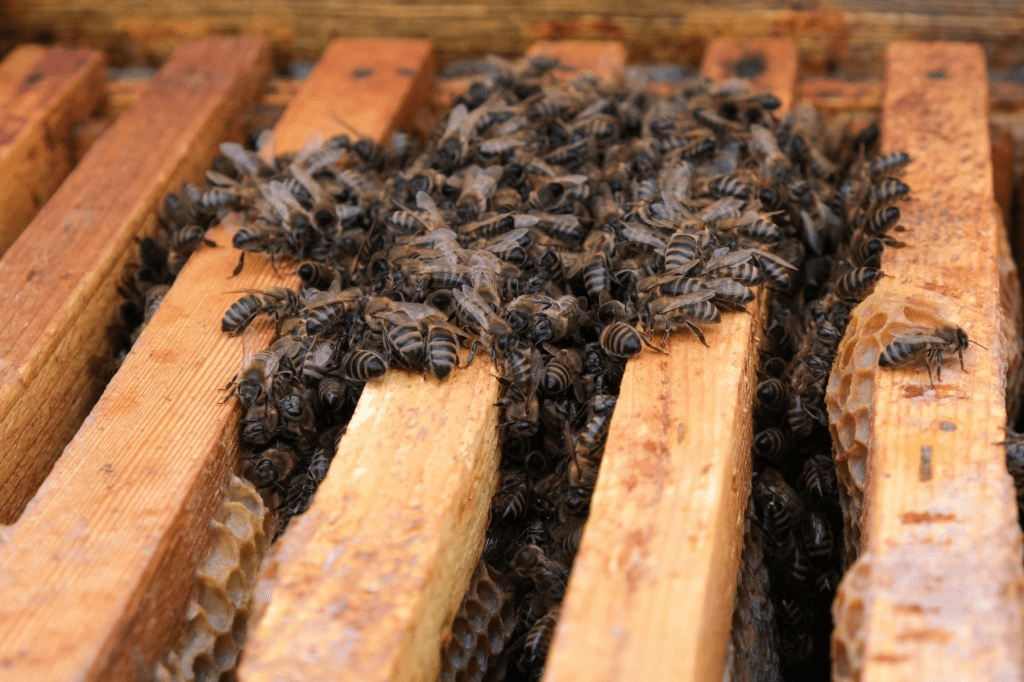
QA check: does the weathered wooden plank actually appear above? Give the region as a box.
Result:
[7,1,1024,76]
[237,39,625,682]
[0,45,105,255]
[828,42,1024,682]
[0,38,270,524]
[0,38,431,682]
[540,38,798,682]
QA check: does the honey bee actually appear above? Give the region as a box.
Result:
[871,178,910,204]
[426,323,462,380]
[641,290,719,347]
[541,346,583,396]
[222,287,299,335]
[753,468,803,548]
[869,151,912,177]
[492,472,528,521]
[340,349,388,382]
[802,509,834,566]
[317,375,349,409]
[512,544,566,596]
[454,283,516,364]
[241,444,297,487]
[227,331,287,407]
[800,453,836,501]
[240,401,280,445]
[753,427,793,463]
[456,164,502,222]
[599,321,645,358]
[755,377,787,413]
[522,606,560,663]
[878,323,976,384]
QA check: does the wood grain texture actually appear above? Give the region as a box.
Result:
[238,39,622,682]
[0,37,431,682]
[0,38,271,519]
[0,45,105,255]
[8,2,1024,76]
[830,42,1024,682]
[540,38,797,682]
[264,38,435,158]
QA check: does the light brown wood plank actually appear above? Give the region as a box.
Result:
[526,40,627,83]
[540,38,797,682]
[237,39,624,682]
[0,39,271,519]
[828,42,1024,682]
[8,1,1024,77]
[0,38,431,682]
[0,45,105,255]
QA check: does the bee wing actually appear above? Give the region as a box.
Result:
[288,163,324,203]
[484,227,531,253]
[660,290,717,313]
[453,284,493,330]
[390,302,440,321]
[619,222,666,251]
[220,142,261,177]
[205,170,238,187]
[706,247,753,271]
[889,332,948,344]
[556,173,590,187]
[240,326,260,367]
[443,103,474,139]
[293,132,326,165]
[336,203,362,221]
[415,190,444,223]
[513,214,542,229]
[308,340,334,366]
[749,247,799,270]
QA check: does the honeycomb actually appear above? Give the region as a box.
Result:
[154,475,270,682]
[824,289,964,565]
[724,498,781,682]
[996,206,1024,422]
[439,559,516,682]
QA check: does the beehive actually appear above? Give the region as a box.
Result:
[0,4,1023,680]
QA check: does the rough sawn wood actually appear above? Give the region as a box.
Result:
[828,42,1024,682]
[540,38,798,682]
[0,45,105,256]
[0,37,271,524]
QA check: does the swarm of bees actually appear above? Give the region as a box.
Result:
[115,52,916,681]
[746,122,913,674]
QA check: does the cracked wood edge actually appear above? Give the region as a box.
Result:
[0,37,272,524]
[830,42,1024,682]
[541,38,798,682]
[0,45,106,255]
[237,39,624,682]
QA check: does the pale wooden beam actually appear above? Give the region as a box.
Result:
[828,42,1024,682]
[0,45,105,255]
[0,38,271,523]
[540,38,798,682]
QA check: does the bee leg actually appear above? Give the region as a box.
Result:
[466,340,480,367]
[684,320,709,347]
[230,252,245,277]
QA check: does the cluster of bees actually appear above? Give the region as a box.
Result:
[114,52,918,681]
[744,122,917,673]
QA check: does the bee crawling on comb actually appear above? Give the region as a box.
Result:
[878,323,983,385]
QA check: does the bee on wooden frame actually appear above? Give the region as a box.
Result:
[878,323,981,385]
